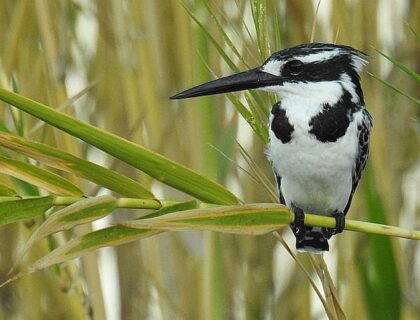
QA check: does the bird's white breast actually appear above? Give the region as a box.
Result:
[267,98,362,215]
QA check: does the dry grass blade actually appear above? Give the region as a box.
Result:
[2,228,162,289]
[334,27,340,44]
[310,0,322,43]
[29,78,101,135]
[208,144,260,192]
[273,232,337,319]
[236,141,278,202]
[310,255,346,320]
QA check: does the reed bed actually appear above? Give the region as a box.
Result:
[0,1,418,319]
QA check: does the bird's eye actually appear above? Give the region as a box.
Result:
[284,60,304,75]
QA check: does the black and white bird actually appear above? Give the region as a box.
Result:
[171,43,372,253]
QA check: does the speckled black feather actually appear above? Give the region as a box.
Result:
[343,109,372,214]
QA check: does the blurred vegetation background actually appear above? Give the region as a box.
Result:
[0,0,418,319]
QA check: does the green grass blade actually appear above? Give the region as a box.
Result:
[250,0,270,60]
[121,201,420,238]
[358,169,401,320]
[0,196,54,226]
[139,200,197,220]
[184,4,270,144]
[243,93,269,141]
[370,73,420,105]
[183,4,240,73]
[0,183,17,196]
[51,195,116,225]
[202,2,251,69]
[0,155,83,196]
[13,195,117,271]
[22,227,160,276]
[22,201,196,275]
[0,132,154,199]
[375,49,420,82]
[226,94,268,142]
[121,203,292,235]
[0,89,238,205]
[269,0,282,49]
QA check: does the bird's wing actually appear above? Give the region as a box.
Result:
[274,172,286,205]
[344,108,372,214]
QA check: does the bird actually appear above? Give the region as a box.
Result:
[171,43,372,253]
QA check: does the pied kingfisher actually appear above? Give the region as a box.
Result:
[171,43,372,253]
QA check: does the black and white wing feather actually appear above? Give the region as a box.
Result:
[344,108,372,214]
[274,173,286,205]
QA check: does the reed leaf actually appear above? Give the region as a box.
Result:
[0,183,17,196]
[0,89,238,205]
[0,155,83,196]
[0,132,154,198]
[12,195,116,271]
[0,196,54,226]
[5,201,198,286]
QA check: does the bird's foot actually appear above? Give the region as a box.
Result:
[322,211,345,239]
[290,203,306,242]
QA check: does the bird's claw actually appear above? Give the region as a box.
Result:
[290,204,306,241]
[322,211,345,239]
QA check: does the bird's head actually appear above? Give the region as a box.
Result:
[171,43,368,104]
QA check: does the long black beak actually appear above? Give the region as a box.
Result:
[170,68,281,99]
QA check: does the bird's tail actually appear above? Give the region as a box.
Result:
[295,226,329,253]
